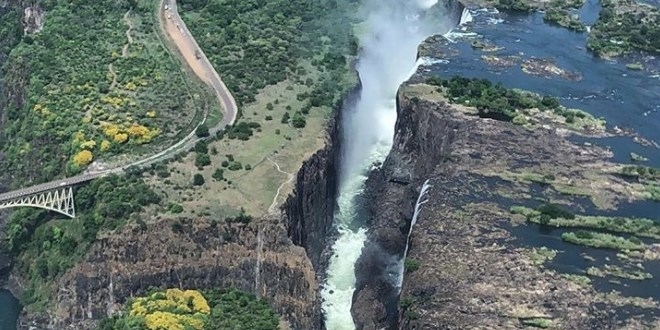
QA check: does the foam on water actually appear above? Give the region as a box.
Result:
[321,1,455,329]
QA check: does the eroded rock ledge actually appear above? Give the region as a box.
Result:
[351,75,660,329]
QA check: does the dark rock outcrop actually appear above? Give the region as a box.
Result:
[352,73,660,329]
[284,83,360,272]
[352,84,463,330]
[19,217,322,330]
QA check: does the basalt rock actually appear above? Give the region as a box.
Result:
[18,217,321,330]
[352,81,460,330]
[353,65,660,329]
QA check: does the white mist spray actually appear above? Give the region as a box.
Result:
[396,179,431,291]
[321,1,454,329]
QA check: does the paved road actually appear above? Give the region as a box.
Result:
[0,0,237,204]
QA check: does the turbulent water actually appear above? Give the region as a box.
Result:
[320,1,456,329]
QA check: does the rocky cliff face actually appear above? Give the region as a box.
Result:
[19,217,321,330]
[15,83,358,330]
[284,83,360,272]
[0,0,38,282]
[351,80,461,330]
[351,38,660,329]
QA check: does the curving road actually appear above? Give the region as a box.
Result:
[0,0,237,204]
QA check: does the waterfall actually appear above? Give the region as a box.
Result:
[321,0,456,328]
[459,7,473,25]
[396,179,431,291]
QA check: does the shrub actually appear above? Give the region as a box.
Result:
[195,153,211,168]
[291,112,306,128]
[536,203,575,220]
[195,141,208,154]
[196,123,210,138]
[168,203,184,214]
[228,162,243,171]
[212,168,224,181]
[193,174,205,186]
[404,258,420,273]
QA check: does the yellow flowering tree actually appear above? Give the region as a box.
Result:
[114,133,128,144]
[100,140,111,152]
[72,150,93,166]
[128,289,210,330]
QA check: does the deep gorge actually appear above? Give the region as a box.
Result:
[282,1,465,329]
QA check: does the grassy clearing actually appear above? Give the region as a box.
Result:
[144,65,355,217]
[521,317,553,328]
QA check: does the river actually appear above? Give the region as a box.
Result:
[426,3,660,303]
[0,289,20,330]
[320,0,457,328]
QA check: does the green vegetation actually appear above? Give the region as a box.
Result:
[196,123,210,138]
[586,264,653,280]
[528,247,557,266]
[179,0,356,107]
[543,0,586,32]
[404,258,421,273]
[561,274,592,286]
[0,0,203,187]
[561,231,645,250]
[618,165,660,202]
[587,0,660,57]
[193,173,205,186]
[511,204,660,239]
[5,174,160,310]
[495,0,534,12]
[97,288,279,330]
[521,318,553,328]
[619,165,660,182]
[426,76,603,131]
[0,4,23,60]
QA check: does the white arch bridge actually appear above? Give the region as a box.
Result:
[0,173,103,218]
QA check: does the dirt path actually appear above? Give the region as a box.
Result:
[267,157,294,214]
[108,63,118,89]
[122,10,133,57]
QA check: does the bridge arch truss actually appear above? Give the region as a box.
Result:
[0,187,76,218]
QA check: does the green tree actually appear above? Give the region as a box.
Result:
[193,173,205,186]
[291,112,306,128]
[196,123,210,138]
[212,168,224,181]
[195,153,212,167]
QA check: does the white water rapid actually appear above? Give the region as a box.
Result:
[396,179,432,291]
[320,1,454,329]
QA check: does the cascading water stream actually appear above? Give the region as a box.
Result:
[320,1,456,329]
[396,179,431,291]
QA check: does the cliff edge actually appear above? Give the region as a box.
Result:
[351,37,660,329]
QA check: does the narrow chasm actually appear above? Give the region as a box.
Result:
[304,1,464,330]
